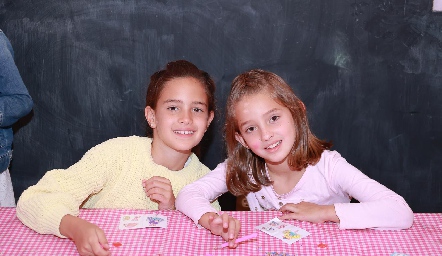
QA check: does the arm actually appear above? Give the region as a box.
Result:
[330,152,414,229]
[0,31,33,127]
[16,140,118,237]
[175,161,241,246]
[176,161,229,224]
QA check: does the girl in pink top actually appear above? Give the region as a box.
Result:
[176,69,414,248]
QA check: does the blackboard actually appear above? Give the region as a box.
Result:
[1,0,441,212]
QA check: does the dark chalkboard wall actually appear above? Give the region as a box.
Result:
[1,0,441,212]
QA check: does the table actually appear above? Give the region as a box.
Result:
[0,208,441,255]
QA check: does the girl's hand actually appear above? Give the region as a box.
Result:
[60,215,111,256]
[279,202,339,224]
[143,176,175,210]
[199,212,241,248]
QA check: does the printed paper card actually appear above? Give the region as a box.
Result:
[144,214,168,228]
[255,218,310,244]
[118,214,168,230]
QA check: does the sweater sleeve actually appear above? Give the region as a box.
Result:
[176,161,228,224]
[16,139,119,237]
[328,152,414,229]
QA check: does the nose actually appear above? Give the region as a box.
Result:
[261,127,273,141]
[179,110,192,125]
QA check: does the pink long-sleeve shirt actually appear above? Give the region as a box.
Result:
[176,150,414,230]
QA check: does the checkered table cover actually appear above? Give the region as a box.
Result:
[0,208,440,255]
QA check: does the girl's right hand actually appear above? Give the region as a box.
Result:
[60,215,111,256]
[200,212,241,248]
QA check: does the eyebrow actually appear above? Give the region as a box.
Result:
[162,99,208,106]
[238,108,280,128]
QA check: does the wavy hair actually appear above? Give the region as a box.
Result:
[225,69,332,196]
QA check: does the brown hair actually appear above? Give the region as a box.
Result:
[145,60,216,138]
[225,69,332,196]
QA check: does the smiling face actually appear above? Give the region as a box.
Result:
[145,77,214,154]
[234,90,296,166]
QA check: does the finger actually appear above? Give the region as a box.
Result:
[279,212,297,220]
[148,192,166,203]
[146,188,174,204]
[96,228,109,250]
[210,214,222,227]
[90,230,111,256]
[77,246,93,256]
[90,241,110,256]
[227,221,239,248]
[208,214,215,223]
[145,186,167,197]
[227,218,239,240]
[208,215,223,235]
[221,213,232,229]
[279,203,297,213]
[145,176,172,186]
[144,179,172,193]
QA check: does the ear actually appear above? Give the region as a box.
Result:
[235,132,249,149]
[145,106,157,128]
[206,111,215,130]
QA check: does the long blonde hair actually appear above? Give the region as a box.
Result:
[225,69,332,196]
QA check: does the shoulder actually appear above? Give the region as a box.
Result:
[311,150,363,180]
[182,154,214,178]
[314,150,346,168]
[85,136,150,155]
[309,150,354,175]
[94,136,149,146]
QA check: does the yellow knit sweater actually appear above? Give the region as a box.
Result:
[16,136,220,237]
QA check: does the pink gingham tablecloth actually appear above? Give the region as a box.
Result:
[0,208,441,256]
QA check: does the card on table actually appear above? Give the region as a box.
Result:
[118,214,168,230]
[255,217,310,244]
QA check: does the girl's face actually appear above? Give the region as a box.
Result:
[234,91,296,166]
[145,77,214,154]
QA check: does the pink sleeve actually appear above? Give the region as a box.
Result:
[328,153,414,229]
[176,161,228,224]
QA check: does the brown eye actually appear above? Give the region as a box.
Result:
[270,115,280,122]
[246,126,256,133]
[192,107,204,113]
[167,106,178,111]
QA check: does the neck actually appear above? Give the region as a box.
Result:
[265,161,292,176]
[266,161,306,195]
[150,142,191,171]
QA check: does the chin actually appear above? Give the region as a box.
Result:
[264,155,288,165]
[173,145,196,154]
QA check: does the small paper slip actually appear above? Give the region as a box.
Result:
[118,214,168,230]
[255,217,310,244]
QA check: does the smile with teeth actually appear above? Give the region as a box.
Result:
[174,130,194,135]
[266,140,281,149]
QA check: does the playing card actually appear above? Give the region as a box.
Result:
[255,218,310,244]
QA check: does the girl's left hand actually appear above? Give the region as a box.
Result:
[143,176,175,210]
[279,202,339,223]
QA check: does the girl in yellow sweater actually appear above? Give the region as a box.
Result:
[17,60,220,256]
